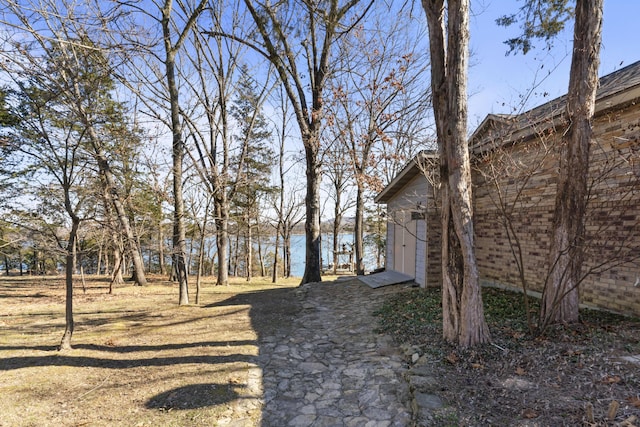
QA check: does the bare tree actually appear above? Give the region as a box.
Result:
[476,118,640,334]
[179,3,277,286]
[100,176,126,289]
[184,181,212,304]
[83,107,148,287]
[112,0,208,302]
[269,86,305,282]
[327,6,430,275]
[141,149,172,276]
[161,0,208,303]
[236,0,373,284]
[323,141,355,274]
[421,0,490,347]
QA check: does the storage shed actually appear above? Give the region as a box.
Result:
[376,61,640,316]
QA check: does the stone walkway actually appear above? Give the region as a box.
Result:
[256,279,414,427]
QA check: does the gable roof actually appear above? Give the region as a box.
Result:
[374,150,437,203]
[376,60,640,204]
[470,60,640,154]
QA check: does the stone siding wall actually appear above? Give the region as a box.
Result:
[415,219,426,286]
[425,207,442,287]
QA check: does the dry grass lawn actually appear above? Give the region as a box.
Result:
[0,274,302,427]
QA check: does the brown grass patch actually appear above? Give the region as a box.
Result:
[0,274,300,426]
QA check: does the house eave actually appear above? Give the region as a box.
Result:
[471,85,640,154]
[470,61,640,154]
[374,151,437,204]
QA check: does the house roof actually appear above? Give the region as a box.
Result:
[470,60,640,153]
[374,150,437,203]
[376,60,640,204]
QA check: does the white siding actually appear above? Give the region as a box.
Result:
[387,174,430,212]
[385,173,431,285]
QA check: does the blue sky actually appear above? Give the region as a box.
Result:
[466,1,639,127]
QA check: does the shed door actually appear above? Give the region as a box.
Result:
[394,211,416,277]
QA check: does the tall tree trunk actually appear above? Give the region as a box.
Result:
[209,243,217,276]
[186,234,194,276]
[246,218,252,282]
[102,184,124,289]
[96,231,103,276]
[111,231,126,293]
[354,184,365,275]
[70,63,147,286]
[236,234,241,277]
[272,112,286,283]
[195,228,204,305]
[125,199,146,283]
[158,225,165,275]
[59,217,80,350]
[332,188,342,275]
[272,224,281,283]
[541,0,603,326]
[231,232,239,277]
[195,206,208,304]
[241,0,361,286]
[90,140,147,286]
[273,109,284,283]
[301,139,322,284]
[422,0,490,347]
[103,245,110,277]
[164,43,189,304]
[160,0,208,303]
[257,228,265,277]
[214,197,229,286]
[32,246,39,275]
[284,229,292,278]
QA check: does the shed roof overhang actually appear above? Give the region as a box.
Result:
[374,151,437,204]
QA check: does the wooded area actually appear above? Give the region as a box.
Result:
[0,0,616,349]
[0,0,431,347]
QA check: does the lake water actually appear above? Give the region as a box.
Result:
[193,233,379,278]
[288,233,377,277]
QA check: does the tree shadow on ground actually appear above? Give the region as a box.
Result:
[0,353,252,371]
[204,286,302,338]
[146,382,244,410]
[1,281,304,421]
[0,339,256,353]
[205,285,305,424]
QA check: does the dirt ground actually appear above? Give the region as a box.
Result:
[377,287,640,426]
[0,274,302,427]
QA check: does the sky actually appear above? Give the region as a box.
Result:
[466,0,639,128]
